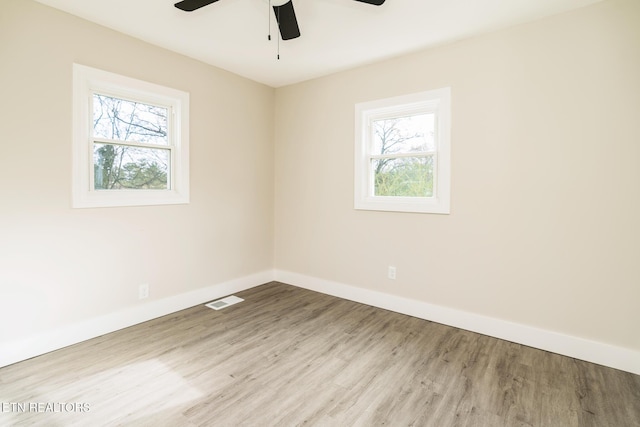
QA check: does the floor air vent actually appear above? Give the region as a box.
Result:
[205,295,244,310]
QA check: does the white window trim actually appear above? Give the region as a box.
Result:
[354,88,451,214]
[72,64,189,208]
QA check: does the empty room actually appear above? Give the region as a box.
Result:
[1,0,639,425]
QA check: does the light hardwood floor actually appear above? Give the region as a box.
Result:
[1,282,639,426]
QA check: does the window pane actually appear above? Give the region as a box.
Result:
[94,143,169,190]
[93,94,168,145]
[372,113,435,155]
[373,156,434,197]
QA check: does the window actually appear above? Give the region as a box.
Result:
[72,64,189,208]
[354,88,451,214]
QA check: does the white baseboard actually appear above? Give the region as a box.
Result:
[4,269,638,376]
[0,270,275,369]
[275,270,640,375]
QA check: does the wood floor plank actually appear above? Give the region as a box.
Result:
[1,282,639,426]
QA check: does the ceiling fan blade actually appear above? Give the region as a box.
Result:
[174,0,220,12]
[273,0,301,40]
[353,0,385,5]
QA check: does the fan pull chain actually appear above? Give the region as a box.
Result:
[267,0,280,60]
[276,4,280,60]
[268,0,271,41]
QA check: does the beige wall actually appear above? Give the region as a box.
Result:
[0,0,274,342]
[274,0,640,351]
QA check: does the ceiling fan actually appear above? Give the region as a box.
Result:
[174,0,386,41]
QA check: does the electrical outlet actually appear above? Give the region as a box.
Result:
[139,283,149,300]
[388,266,396,280]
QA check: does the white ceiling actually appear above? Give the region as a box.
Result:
[34,0,601,87]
